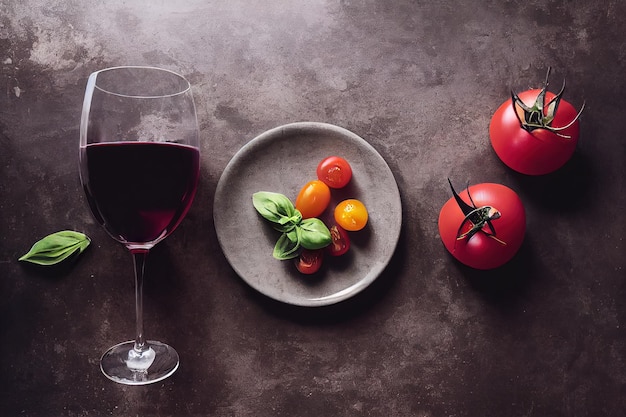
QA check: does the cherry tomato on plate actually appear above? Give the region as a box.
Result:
[327,224,350,256]
[295,249,324,274]
[334,199,368,231]
[317,156,352,189]
[438,181,526,270]
[489,68,584,175]
[295,180,331,219]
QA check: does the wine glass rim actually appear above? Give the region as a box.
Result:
[91,65,192,98]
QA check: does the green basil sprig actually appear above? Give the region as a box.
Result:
[253,191,331,260]
[19,230,91,266]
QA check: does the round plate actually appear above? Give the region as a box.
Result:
[213,122,402,307]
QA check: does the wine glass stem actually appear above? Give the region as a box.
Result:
[131,249,149,352]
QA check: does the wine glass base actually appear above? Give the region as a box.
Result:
[100,340,179,385]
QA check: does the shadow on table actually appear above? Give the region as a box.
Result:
[509,151,596,213]
[17,249,91,281]
[249,226,409,325]
[454,238,539,314]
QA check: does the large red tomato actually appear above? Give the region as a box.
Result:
[438,181,526,270]
[490,70,584,175]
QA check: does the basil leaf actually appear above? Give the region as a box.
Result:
[299,218,331,250]
[273,232,301,260]
[253,191,330,259]
[19,231,91,266]
[272,217,300,234]
[285,227,300,243]
[252,192,302,230]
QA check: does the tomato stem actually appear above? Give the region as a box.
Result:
[447,179,507,246]
[511,66,585,139]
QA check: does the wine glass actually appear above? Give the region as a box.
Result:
[79,66,200,385]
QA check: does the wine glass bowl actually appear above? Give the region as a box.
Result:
[79,66,200,385]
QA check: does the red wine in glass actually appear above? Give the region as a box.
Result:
[82,142,199,246]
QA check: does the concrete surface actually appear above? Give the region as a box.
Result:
[1,0,624,416]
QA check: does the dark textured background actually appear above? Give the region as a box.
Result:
[1,0,624,416]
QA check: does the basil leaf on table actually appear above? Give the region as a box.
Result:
[299,218,331,250]
[19,230,91,266]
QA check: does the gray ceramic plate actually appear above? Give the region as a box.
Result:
[213,122,402,307]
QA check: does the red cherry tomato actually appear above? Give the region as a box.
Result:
[317,156,352,189]
[295,180,331,219]
[490,89,581,175]
[334,199,368,231]
[327,224,350,256]
[295,249,324,274]
[438,182,526,270]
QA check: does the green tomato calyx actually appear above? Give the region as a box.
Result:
[511,67,585,139]
[448,179,506,247]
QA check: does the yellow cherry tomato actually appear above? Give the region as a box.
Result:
[334,199,368,231]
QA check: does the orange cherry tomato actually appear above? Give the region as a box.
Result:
[334,199,368,231]
[295,180,331,219]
